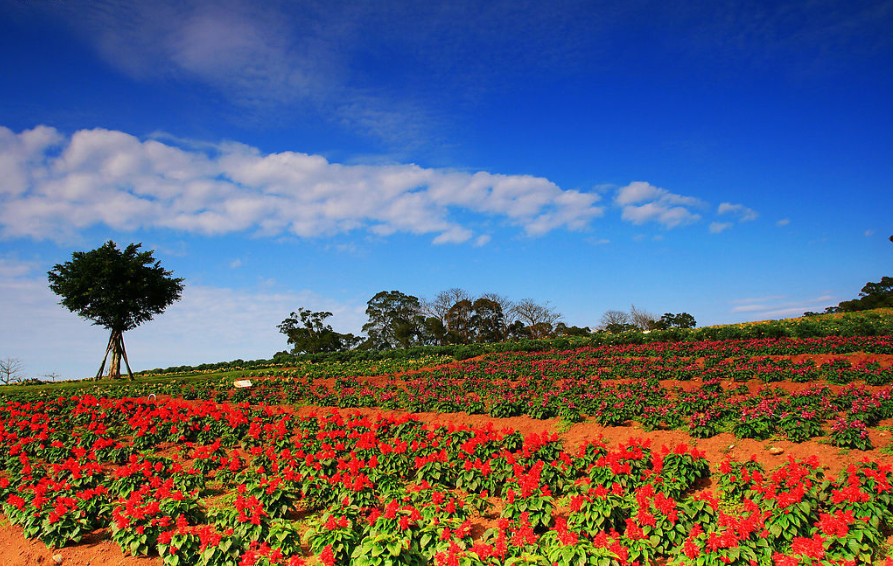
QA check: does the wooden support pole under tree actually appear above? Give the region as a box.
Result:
[95,332,115,381]
[118,331,135,381]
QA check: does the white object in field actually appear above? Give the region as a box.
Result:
[233,379,253,388]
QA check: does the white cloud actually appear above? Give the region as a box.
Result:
[0,126,604,244]
[614,181,703,228]
[709,221,732,233]
[717,202,759,222]
[776,218,790,226]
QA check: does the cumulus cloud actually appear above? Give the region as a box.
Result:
[709,221,732,234]
[717,202,759,222]
[0,126,604,244]
[614,181,703,228]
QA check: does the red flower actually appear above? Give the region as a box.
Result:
[683,538,700,560]
[6,494,25,511]
[319,544,335,566]
[791,534,826,560]
[772,552,800,565]
[624,518,645,541]
[816,510,853,538]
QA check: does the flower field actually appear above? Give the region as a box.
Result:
[0,333,891,565]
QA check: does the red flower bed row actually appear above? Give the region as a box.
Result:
[0,394,890,565]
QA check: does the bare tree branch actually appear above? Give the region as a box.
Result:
[0,358,24,385]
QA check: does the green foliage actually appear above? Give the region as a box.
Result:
[361,290,427,350]
[834,276,893,312]
[47,241,183,333]
[829,416,874,450]
[278,307,360,354]
[659,312,697,329]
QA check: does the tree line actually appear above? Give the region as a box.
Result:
[277,289,697,355]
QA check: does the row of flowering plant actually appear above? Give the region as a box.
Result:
[0,390,891,565]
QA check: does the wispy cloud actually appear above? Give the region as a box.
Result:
[731,294,786,304]
[729,293,834,319]
[24,0,440,147]
[614,181,704,228]
[0,125,604,245]
[717,202,759,222]
[709,221,732,234]
[24,0,619,151]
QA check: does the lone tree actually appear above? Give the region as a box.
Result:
[0,358,23,385]
[47,241,184,381]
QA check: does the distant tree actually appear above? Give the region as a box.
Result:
[480,292,516,323]
[630,305,660,331]
[555,323,592,337]
[278,308,360,354]
[445,299,475,344]
[599,309,633,333]
[471,297,506,343]
[422,316,447,345]
[513,298,561,338]
[506,320,531,340]
[658,312,697,329]
[423,288,471,322]
[47,241,184,380]
[835,277,893,312]
[361,290,425,350]
[0,358,23,385]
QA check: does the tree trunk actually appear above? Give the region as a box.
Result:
[97,329,134,380]
[109,337,122,380]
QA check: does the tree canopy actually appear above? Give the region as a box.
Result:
[47,241,184,379]
[278,308,360,354]
[658,312,697,329]
[361,290,426,350]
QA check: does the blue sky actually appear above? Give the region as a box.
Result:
[0,0,891,380]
